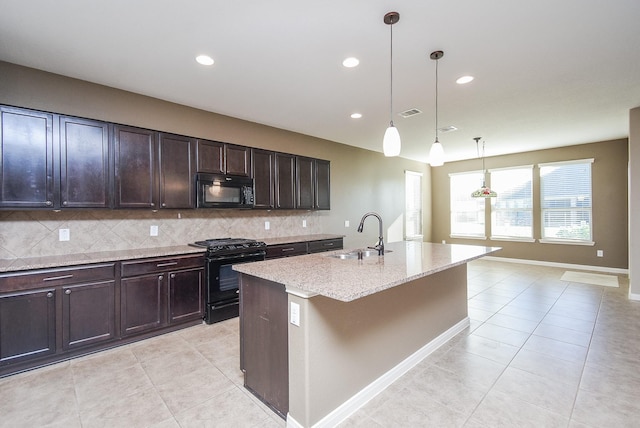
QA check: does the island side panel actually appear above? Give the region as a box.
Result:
[288,264,468,427]
[239,274,289,418]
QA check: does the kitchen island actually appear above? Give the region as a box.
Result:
[234,241,499,428]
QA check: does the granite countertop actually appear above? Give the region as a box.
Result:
[233,241,501,302]
[0,234,345,273]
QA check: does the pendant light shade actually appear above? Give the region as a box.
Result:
[429,138,444,166]
[383,124,401,156]
[383,12,401,157]
[429,50,445,166]
[471,137,497,198]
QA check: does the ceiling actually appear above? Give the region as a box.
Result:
[1,1,639,163]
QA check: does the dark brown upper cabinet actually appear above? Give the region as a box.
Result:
[225,144,251,177]
[252,148,275,209]
[196,140,224,174]
[159,133,196,209]
[296,156,315,210]
[314,159,331,210]
[196,140,251,177]
[0,106,54,208]
[275,153,296,209]
[113,125,159,209]
[59,116,110,208]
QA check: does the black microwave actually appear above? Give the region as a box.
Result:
[196,173,255,209]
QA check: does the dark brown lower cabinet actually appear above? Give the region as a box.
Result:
[169,268,204,324]
[121,274,165,337]
[240,275,289,419]
[0,288,56,366]
[62,280,116,350]
[0,255,203,377]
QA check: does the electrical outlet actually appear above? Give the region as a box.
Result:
[302,219,307,228]
[344,220,350,228]
[265,221,270,230]
[597,250,604,257]
[150,225,159,236]
[290,302,300,326]
[59,228,70,242]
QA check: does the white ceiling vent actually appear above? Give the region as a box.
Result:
[438,125,458,133]
[398,108,422,118]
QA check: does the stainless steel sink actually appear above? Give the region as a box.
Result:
[329,249,393,259]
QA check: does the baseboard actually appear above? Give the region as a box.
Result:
[629,291,640,301]
[482,256,629,275]
[287,317,470,428]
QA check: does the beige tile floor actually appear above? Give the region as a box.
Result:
[1,259,639,427]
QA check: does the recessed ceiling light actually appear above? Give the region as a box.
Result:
[351,113,362,119]
[343,57,360,68]
[456,75,474,84]
[196,55,214,66]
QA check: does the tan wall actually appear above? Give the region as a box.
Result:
[288,264,467,426]
[0,61,430,257]
[430,140,629,269]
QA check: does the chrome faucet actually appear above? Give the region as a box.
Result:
[357,212,384,255]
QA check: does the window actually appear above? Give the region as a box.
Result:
[405,171,423,240]
[490,166,533,240]
[539,159,593,243]
[450,171,485,238]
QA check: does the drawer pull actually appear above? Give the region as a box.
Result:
[46,292,53,298]
[156,262,178,267]
[282,248,295,252]
[43,274,74,282]
[65,289,71,295]
[323,242,334,247]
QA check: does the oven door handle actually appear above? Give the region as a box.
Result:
[207,251,266,262]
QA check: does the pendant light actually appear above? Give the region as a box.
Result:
[471,137,497,198]
[383,12,401,157]
[429,50,445,166]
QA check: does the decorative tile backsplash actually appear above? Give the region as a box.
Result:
[0,209,322,259]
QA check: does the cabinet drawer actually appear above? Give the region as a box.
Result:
[308,239,343,253]
[121,254,204,277]
[0,263,115,293]
[266,242,308,259]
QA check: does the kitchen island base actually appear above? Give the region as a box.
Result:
[240,263,469,428]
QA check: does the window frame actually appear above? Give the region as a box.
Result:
[489,165,535,242]
[404,170,423,241]
[538,158,594,245]
[449,170,486,239]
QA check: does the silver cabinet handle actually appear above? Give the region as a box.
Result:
[282,248,295,252]
[46,292,53,298]
[170,273,175,279]
[65,289,71,295]
[43,274,74,282]
[45,201,52,206]
[158,275,164,280]
[156,262,178,267]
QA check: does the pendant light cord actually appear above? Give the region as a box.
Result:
[389,22,394,127]
[435,57,439,141]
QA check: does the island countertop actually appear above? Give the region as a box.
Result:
[234,241,500,302]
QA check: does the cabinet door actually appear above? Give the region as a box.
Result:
[159,133,195,209]
[314,159,330,210]
[225,144,251,177]
[0,106,54,208]
[252,149,275,209]
[275,153,295,209]
[113,125,158,209]
[0,289,56,365]
[62,281,115,350]
[121,274,166,336]
[296,156,314,210]
[168,267,204,324]
[196,139,224,174]
[59,116,111,208]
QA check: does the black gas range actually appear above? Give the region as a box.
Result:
[190,238,267,324]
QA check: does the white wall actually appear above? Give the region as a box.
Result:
[629,106,640,299]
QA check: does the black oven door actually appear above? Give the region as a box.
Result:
[204,251,265,323]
